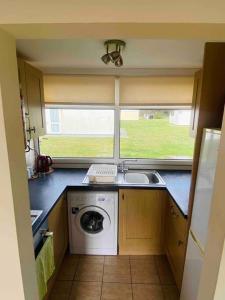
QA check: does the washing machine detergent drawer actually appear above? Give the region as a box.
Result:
[68,191,118,255]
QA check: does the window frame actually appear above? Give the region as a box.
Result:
[41,104,193,169]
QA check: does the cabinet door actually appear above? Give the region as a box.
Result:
[17,58,29,144]
[17,58,28,112]
[48,194,68,271]
[119,189,167,255]
[190,70,202,137]
[45,194,68,299]
[165,198,188,289]
[24,62,45,138]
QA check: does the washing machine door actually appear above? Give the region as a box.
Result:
[75,206,111,236]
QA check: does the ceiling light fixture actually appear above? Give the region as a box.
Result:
[101,40,126,67]
[101,44,110,64]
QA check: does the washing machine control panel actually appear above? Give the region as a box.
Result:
[96,195,106,202]
[71,207,79,214]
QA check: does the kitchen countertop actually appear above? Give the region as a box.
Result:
[29,168,191,235]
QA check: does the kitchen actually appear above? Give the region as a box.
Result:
[1,8,225,300]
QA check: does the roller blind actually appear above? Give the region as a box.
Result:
[120,76,194,105]
[44,75,115,104]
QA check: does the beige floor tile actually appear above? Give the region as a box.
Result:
[104,255,130,266]
[101,283,132,300]
[64,254,80,264]
[79,255,104,264]
[75,262,103,282]
[130,255,155,263]
[131,260,160,284]
[103,263,131,283]
[57,258,79,280]
[155,256,175,285]
[162,285,180,300]
[132,284,164,300]
[50,281,73,299]
[69,281,101,300]
[57,254,79,280]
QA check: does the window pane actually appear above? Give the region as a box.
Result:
[49,109,60,122]
[120,109,194,159]
[51,123,60,133]
[40,109,114,158]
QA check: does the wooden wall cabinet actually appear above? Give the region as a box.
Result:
[45,194,68,299]
[119,189,167,255]
[165,197,188,290]
[17,58,45,141]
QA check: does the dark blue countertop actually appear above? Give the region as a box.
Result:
[29,168,191,235]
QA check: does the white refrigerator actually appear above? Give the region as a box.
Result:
[181,129,221,300]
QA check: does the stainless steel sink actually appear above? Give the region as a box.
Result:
[30,210,43,225]
[122,170,165,185]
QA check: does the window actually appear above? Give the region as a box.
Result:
[40,106,194,162]
[40,109,114,158]
[41,76,195,164]
[120,109,194,159]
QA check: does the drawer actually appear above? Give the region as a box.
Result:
[168,197,187,240]
[166,222,186,288]
[165,197,188,289]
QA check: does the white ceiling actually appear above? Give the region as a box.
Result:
[16,39,205,74]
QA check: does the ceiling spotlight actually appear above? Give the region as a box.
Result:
[115,56,123,67]
[101,53,110,64]
[101,45,110,64]
[109,44,120,63]
[101,40,125,67]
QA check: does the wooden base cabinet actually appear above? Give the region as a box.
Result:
[44,194,68,299]
[119,189,167,255]
[48,195,68,267]
[165,197,188,290]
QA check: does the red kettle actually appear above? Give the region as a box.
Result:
[36,155,53,173]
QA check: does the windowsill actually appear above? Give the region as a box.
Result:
[51,158,193,171]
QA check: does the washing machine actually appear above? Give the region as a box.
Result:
[68,191,118,255]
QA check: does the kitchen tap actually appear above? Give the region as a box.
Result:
[118,159,137,173]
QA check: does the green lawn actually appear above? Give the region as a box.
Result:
[40,135,113,157]
[40,118,194,159]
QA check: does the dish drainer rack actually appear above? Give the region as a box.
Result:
[86,164,118,183]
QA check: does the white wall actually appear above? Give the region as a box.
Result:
[0,29,38,299]
[0,0,225,24]
[213,239,225,299]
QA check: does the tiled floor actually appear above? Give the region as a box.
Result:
[50,254,179,300]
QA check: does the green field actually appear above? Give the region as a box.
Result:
[40,118,194,159]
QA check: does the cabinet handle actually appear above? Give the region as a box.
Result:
[122,193,124,200]
[27,126,36,135]
[171,209,179,218]
[178,240,184,246]
[40,229,53,237]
